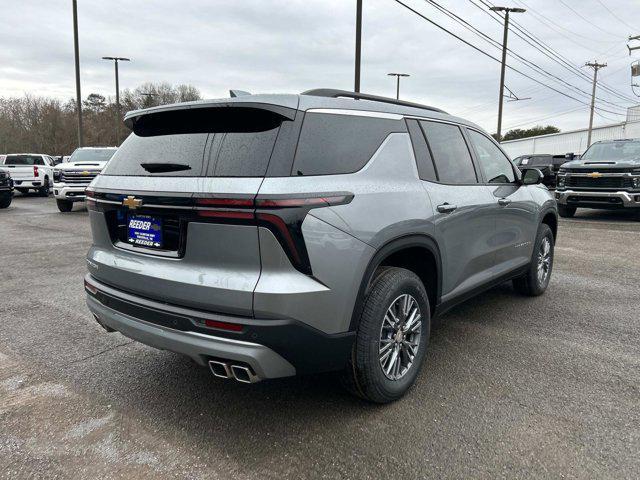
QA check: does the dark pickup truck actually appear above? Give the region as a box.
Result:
[555,139,640,217]
[513,153,574,189]
[0,167,14,209]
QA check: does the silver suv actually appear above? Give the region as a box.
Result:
[84,89,558,403]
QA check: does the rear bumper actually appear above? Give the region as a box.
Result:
[53,184,88,201]
[84,274,355,379]
[555,190,640,209]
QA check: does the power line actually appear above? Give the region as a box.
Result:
[557,0,620,38]
[424,0,629,111]
[502,105,586,131]
[512,0,619,46]
[391,0,626,117]
[595,0,636,32]
[475,0,637,103]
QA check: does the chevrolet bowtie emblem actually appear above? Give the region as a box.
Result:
[122,196,143,209]
[81,170,90,175]
[588,172,602,178]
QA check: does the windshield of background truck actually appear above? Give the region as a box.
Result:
[581,141,640,162]
[69,148,117,163]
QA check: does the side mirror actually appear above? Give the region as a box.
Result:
[521,168,544,185]
[565,152,575,160]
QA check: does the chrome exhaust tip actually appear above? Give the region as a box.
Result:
[230,364,259,384]
[208,360,232,379]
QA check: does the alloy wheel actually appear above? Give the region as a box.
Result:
[379,294,422,381]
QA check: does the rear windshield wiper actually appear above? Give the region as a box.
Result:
[140,162,192,173]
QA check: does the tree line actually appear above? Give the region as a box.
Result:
[0,82,201,156]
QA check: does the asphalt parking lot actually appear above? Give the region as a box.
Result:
[1,193,638,479]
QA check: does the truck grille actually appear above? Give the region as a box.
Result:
[60,170,99,185]
[565,176,633,190]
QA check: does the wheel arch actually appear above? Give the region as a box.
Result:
[540,207,558,241]
[349,234,442,331]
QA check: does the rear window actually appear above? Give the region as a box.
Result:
[292,112,405,176]
[206,129,279,177]
[103,107,286,177]
[4,155,44,166]
[102,133,208,176]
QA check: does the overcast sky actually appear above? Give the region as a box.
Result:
[2,0,639,134]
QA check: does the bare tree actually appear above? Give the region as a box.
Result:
[0,83,201,155]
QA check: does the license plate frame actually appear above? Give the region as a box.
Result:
[127,214,163,249]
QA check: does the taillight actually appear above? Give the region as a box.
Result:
[33,166,39,177]
[194,193,353,275]
[84,278,98,295]
[85,188,97,210]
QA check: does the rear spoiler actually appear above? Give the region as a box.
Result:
[124,101,297,131]
[124,102,297,136]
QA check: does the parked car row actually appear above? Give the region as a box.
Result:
[513,140,640,218]
[0,147,117,211]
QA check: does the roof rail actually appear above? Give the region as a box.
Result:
[301,88,447,114]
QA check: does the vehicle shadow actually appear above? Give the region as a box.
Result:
[74,282,526,472]
[570,208,638,222]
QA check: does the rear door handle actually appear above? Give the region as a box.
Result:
[437,203,457,213]
[498,198,511,206]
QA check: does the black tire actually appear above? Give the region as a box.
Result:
[513,223,554,297]
[558,204,576,218]
[38,178,50,197]
[343,267,431,404]
[56,199,73,212]
[0,194,11,209]
[16,188,29,195]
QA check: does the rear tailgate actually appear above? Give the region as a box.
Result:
[86,102,298,316]
[88,177,263,315]
[2,165,37,182]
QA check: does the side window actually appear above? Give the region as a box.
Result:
[34,157,45,166]
[292,112,405,176]
[420,121,477,184]
[406,119,437,181]
[467,130,515,184]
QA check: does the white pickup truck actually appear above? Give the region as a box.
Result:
[53,147,117,212]
[1,154,55,196]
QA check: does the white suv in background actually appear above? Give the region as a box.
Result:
[53,147,117,212]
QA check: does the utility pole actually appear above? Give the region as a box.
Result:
[489,6,525,142]
[102,56,130,145]
[628,34,640,55]
[72,0,83,147]
[354,0,363,93]
[387,73,410,99]
[585,61,606,147]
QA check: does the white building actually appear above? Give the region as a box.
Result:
[500,106,640,158]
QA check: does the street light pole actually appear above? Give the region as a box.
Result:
[355,0,363,93]
[490,6,525,142]
[72,0,83,147]
[102,56,130,145]
[387,73,410,99]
